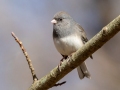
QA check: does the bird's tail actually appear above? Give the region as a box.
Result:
[77,62,91,79]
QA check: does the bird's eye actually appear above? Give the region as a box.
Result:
[58,18,62,21]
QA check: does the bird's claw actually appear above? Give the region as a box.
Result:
[58,57,65,72]
[58,54,73,72]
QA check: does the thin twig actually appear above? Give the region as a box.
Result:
[11,32,38,83]
[54,81,66,87]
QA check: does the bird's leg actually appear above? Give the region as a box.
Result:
[67,52,75,62]
[59,57,65,66]
[58,55,68,72]
[60,55,68,65]
[58,53,75,71]
[58,57,65,72]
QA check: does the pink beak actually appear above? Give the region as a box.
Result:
[51,19,57,24]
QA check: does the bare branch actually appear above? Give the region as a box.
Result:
[11,32,38,82]
[54,81,66,87]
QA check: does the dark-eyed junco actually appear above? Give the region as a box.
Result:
[51,11,92,79]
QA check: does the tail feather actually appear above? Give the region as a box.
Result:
[77,62,91,79]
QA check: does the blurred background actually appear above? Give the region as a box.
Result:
[0,0,120,90]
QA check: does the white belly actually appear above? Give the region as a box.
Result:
[54,35,84,55]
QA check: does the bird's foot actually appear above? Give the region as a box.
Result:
[66,53,74,62]
[58,57,65,72]
[58,54,73,71]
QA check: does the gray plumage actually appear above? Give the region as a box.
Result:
[52,11,92,79]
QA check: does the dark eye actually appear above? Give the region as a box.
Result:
[58,18,62,21]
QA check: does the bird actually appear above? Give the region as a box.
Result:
[51,11,92,79]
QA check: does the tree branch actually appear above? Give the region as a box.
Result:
[11,32,38,82]
[27,15,120,90]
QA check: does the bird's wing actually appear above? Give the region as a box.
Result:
[76,23,93,59]
[75,23,88,44]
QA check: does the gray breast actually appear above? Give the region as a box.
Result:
[53,28,73,39]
